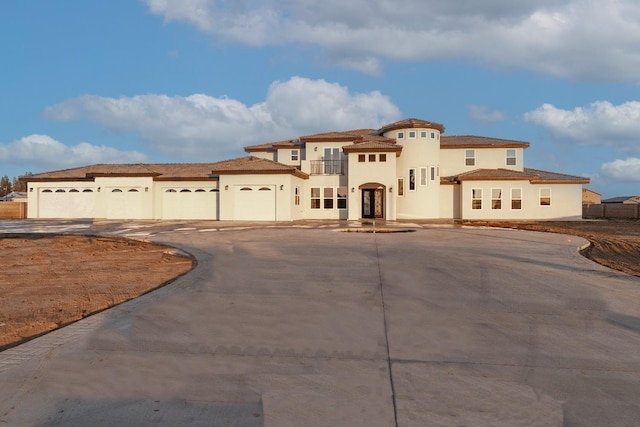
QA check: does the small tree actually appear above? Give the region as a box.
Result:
[12,173,31,192]
[0,175,12,197]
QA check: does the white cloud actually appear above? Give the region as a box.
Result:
[601,157,640,182]
[0,134,147,171]
[524,101,640,153]
[468,105,505,122]
[143,0,640,81]
[43,77,402,160]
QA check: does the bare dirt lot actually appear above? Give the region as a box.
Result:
[0,234,194,351]
[1,220,638,352]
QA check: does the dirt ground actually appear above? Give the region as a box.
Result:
[1,220,639,352]
[0,234,193,351]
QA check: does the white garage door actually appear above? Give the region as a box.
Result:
[38,188,95,218]
[162,188,219,220]
[105,188,144,219]
[234,185,276,220]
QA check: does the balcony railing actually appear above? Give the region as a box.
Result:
[310,160,344,175]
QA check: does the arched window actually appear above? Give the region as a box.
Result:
[112,189,123,193]
[258,187,271,191]
[69,189,79,193]
[195,189,206,192]
[240,187,253,191]
[210,189,219,192]
[83,189,93,192]
[165,189,177,192]
[55,189,66,193]
[180,189,191,192]
[42,189,53,193]
[128,188,139,192]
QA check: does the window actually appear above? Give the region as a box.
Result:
[311,187,320,209]
[379,154,387,162]
[337,187,347,209]
[491,188,502,210]
[369,154,376,162]
[431,132,436,139]
[420,167,427,186]
[409,169,416,191]
[42,189,52,193]
[465,150,475,166]
[295,186,300,206]
[291,149,299,161]
[472,189,482,209]
[409,131,416,138]
[112,189,122,193]
[540,188,551,206]
[56,189,66,193]
[82,189,93,193]
[420,131,427,138]
[397,178,404,197]
[511,188,522,210]
[195,189,206,192]
[258,187,271,191]
[506,149,516,166]
[166,189,177,192]
[358,154,366,162]
[324,187,334,209]
[240,187,252,191]
[397,131,405,139]
[430,166,436,181]
[129,189,140,192]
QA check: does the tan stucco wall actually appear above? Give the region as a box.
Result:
[460,181,584,220]
[346,152,396,220]
[440,147,524,177]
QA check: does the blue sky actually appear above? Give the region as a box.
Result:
[2,0,639,198]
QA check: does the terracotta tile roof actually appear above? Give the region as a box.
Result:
[300,130,369,142]
[377,118,445,134]
[449,168,589,184]
[342,141,403,155]
[524,168,590,184]
[209,156,309,179]
[441,135,529,148]
[27,163,221,181]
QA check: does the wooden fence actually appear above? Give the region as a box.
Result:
[0,202,27,219]
[583,203,640,220]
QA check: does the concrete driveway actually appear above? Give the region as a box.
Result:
[1,222,640,426]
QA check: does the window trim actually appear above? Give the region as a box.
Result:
[465,149,476,166]
[358,154,366,163]
[337,187,347,209]
[291,149,299,161]
[408,131,416,139]
[379,153,387,162]
[419,167,428,186]
[539,188,551,207]
[397,131,405,139]
[397,178,405,197]
[369,154,376,162]
[472,188,482,210]
[506,149,516,166]
[511,188,522,210]
[409,168,416,191]
[491,188,502,210]
[311,187,321,209]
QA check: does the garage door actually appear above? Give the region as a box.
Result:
[38,188,95,218]
[162,188,219,220]
[234,185,276,220]
[105,188,143,219]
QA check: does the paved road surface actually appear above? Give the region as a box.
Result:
[1,221,640,426]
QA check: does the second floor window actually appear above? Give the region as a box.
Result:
[506,149,516,166]
[465,150,476,166]
[291,150,299,161]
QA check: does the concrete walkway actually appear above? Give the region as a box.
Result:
[2,222,640,426]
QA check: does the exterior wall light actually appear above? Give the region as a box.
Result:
[389,187,393,193]
[145,187,149,192]
[225,185,229,190]
[280,185,284,190]
[351,187,355,192]
[97,187,101,192]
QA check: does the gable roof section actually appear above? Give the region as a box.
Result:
[342,141,403,156]
[450,168,589,184]
[377,118,445,134]
[441,135,530,149]
[209,156,309,179]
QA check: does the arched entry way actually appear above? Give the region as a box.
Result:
[359,182,385,219]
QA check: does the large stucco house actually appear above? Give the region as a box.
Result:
[22,118,589,221]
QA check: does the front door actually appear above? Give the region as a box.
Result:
[362,188,384,219]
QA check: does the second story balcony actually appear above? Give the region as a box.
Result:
[310,160,344,175]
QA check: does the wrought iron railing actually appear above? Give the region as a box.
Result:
[310,160,344,175]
